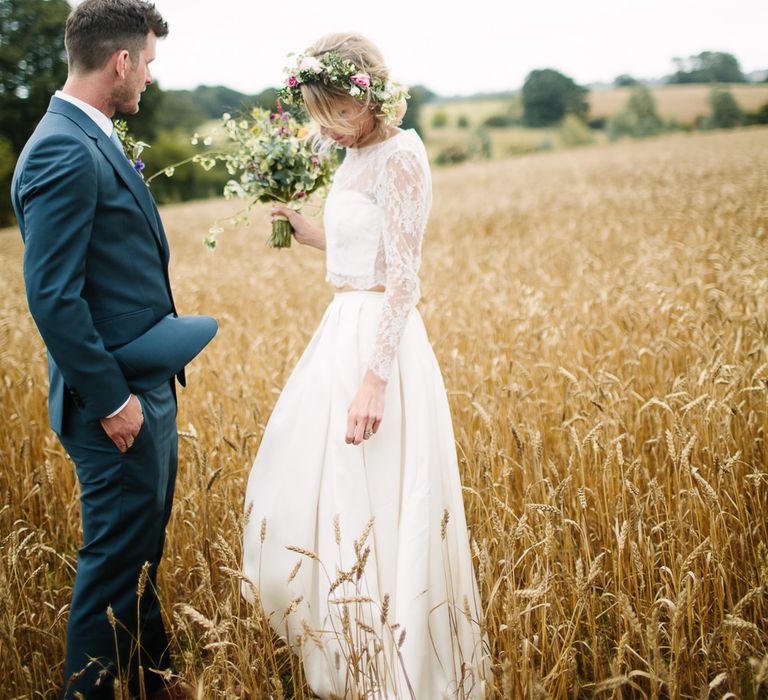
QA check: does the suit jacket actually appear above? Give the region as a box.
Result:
[11,95,185,433]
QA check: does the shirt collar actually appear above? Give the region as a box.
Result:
[54,90,115,138]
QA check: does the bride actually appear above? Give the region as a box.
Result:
[241,33,488,699]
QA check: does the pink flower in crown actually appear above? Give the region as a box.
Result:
[286,75,299,88]
[350,73,370,88]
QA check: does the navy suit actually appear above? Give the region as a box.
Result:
[12,96,184,698]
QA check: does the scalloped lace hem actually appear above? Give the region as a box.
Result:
[325,270,386,290]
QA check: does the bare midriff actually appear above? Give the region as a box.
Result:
[334,285,386,293]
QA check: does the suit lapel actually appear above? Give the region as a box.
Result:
[149,197,171,264]
[48,97,167,254]
[94,133,167,253]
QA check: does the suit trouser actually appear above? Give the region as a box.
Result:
[59,380,178,699]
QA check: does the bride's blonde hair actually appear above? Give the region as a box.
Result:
[300,33,406,142]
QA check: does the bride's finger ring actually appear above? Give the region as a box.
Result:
[364,430,372,439]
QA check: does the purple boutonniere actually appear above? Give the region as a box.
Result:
[113,120,151,185]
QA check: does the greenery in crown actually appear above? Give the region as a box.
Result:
[280,51,410,126]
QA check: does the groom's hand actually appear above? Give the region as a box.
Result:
[99,395,144,452]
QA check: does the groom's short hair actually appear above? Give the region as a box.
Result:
[65,0,169,73]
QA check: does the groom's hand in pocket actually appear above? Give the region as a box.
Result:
[99,395,144,453]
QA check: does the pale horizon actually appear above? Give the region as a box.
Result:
[121,0,768,97]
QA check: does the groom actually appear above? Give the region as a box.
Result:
[11,1,212,698]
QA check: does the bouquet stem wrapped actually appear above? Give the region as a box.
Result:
[269,216,294,248]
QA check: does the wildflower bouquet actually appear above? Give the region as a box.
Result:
[141,105,336,249]
[213,106,336,248]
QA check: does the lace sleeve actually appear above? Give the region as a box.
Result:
[368,149,430,381]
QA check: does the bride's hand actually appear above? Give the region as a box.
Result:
[346,370,386,445]
[271,205,326,250]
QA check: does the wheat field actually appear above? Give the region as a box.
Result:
[1,127,767,698]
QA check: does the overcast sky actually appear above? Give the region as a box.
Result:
[135,0,767,96]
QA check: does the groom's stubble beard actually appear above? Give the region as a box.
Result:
[109,71,144,116]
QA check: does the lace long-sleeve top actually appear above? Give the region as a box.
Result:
[323,128,432,381]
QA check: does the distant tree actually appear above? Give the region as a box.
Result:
[457,114,469,128]
[479,98,519,128]
[431,110,448,128]
[707,88,743,128]
[140,129,229,203]
[482,113,515,127]
[614,74,639,87]
[123,81,165,140]
[254,87,280,111]
[401,84,434,136]
[559,114,594,146]
[0,0,71,225]
[0,135,15,225]
[147,85,279,134]
[474,127,492,158]
[0,0,71,154]
[744,100,768,125]
[191,85,252,119]
[607,85,663,140]
[412,84,436,102]
[668,51,745,84]
[626,86,663,134]
[522,69,588,127]
[154,89,207,132]
[434,143,470,165]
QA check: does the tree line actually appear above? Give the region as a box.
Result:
[429,51,768,164]
[1,0,766,225]
[0,0,434,225]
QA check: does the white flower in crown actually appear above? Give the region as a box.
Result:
[279,50,410,126]
[299,56,323,73]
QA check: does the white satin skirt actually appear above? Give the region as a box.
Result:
[241,291,488,699]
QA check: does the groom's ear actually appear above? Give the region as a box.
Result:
[113,49,132,80]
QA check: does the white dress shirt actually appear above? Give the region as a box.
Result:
[54,90,131,418]
[55,90,115,138]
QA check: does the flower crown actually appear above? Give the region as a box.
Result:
[279,51,409,126]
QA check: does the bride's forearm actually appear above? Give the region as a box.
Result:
[313,227,326,250]
[303,225,326,250]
